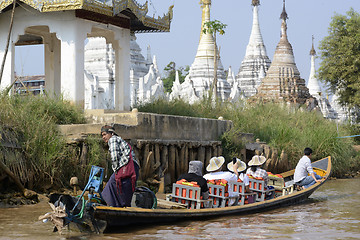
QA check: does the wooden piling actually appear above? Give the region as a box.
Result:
[179,145,186,174]
[169,145,176,184]
[198,146,205,165]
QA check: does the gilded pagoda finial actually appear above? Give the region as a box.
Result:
[199,0,211,40]
[280,0,288,20]
[252,0,260,7]
[200,0,211,6]
[310,35,316,56]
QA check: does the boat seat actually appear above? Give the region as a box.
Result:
[207,181,239,208]
[248,178,275,201]
[168,183,213,209]
[282,180,294,196]
[268,175,294,196]
[230,182,257,205]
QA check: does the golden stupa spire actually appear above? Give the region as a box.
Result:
[200,0,211,40]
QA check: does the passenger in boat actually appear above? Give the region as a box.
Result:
[227,158,251,193]
[177,161,209,200]
[100,125,140,207]
[294,147,322,189]
[203,156,238,205]
[246,155,274,199]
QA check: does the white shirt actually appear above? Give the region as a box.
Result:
[294,155,315,183]
[239,173,250,186]
[203,171,238,183]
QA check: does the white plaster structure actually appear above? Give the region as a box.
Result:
[169,71,181,101]
[306,40,336,119]
[179,0,230,102]
[330,94,351,122]
[137,55,167,104]
[130,34,152,107]
[84,37,115,109]
[84,33,166,108]
[0,0,172,110]
[236,0,271,98]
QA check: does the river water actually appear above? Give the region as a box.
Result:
[0,178,359,240]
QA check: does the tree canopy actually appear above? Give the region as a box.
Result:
[318,8,360,108]
[162,61,189,93]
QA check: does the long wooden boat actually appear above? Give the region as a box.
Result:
[92,156,331,231]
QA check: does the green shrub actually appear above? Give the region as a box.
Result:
[0,93,86,190]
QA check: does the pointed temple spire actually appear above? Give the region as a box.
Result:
[307,35,322,98]
[305,37,336,119]
[309,35,316,56]
[280,0,288,21]
[235,0,271,98]
[255,0,312,104]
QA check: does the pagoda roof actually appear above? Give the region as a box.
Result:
[0,0,173,32]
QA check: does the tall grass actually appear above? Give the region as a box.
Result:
[0,93,86,190]
[137,99,360,177]
[226,103,358,176]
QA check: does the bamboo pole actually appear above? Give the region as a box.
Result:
[0,159,25,193]
[0,0,16,84]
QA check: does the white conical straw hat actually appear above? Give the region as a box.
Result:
[206,156,225,172]
[227,158,247,172]
[248,155,266,166]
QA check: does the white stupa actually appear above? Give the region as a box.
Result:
[180,0,231,102]
[236,0,271,98]
[306,38,336,119]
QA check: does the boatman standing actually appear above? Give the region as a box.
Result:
[100,125,140,207]
[294,147,322,189]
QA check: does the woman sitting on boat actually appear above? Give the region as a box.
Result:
[203,156,239,205]
[100,125,140,207]
[177,161,209,200]
[246,155,274,199]
[227,158,251,193]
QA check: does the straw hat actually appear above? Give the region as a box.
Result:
[206,156,225,172]
[248,155,266,166]
[227,158,246,173]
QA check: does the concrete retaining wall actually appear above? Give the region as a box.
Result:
[58,111,233,191]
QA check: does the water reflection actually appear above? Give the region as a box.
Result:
[0,178,359,240]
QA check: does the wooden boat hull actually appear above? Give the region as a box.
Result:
[93,156,331,230]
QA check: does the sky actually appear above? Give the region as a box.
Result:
[15,0,360,93]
